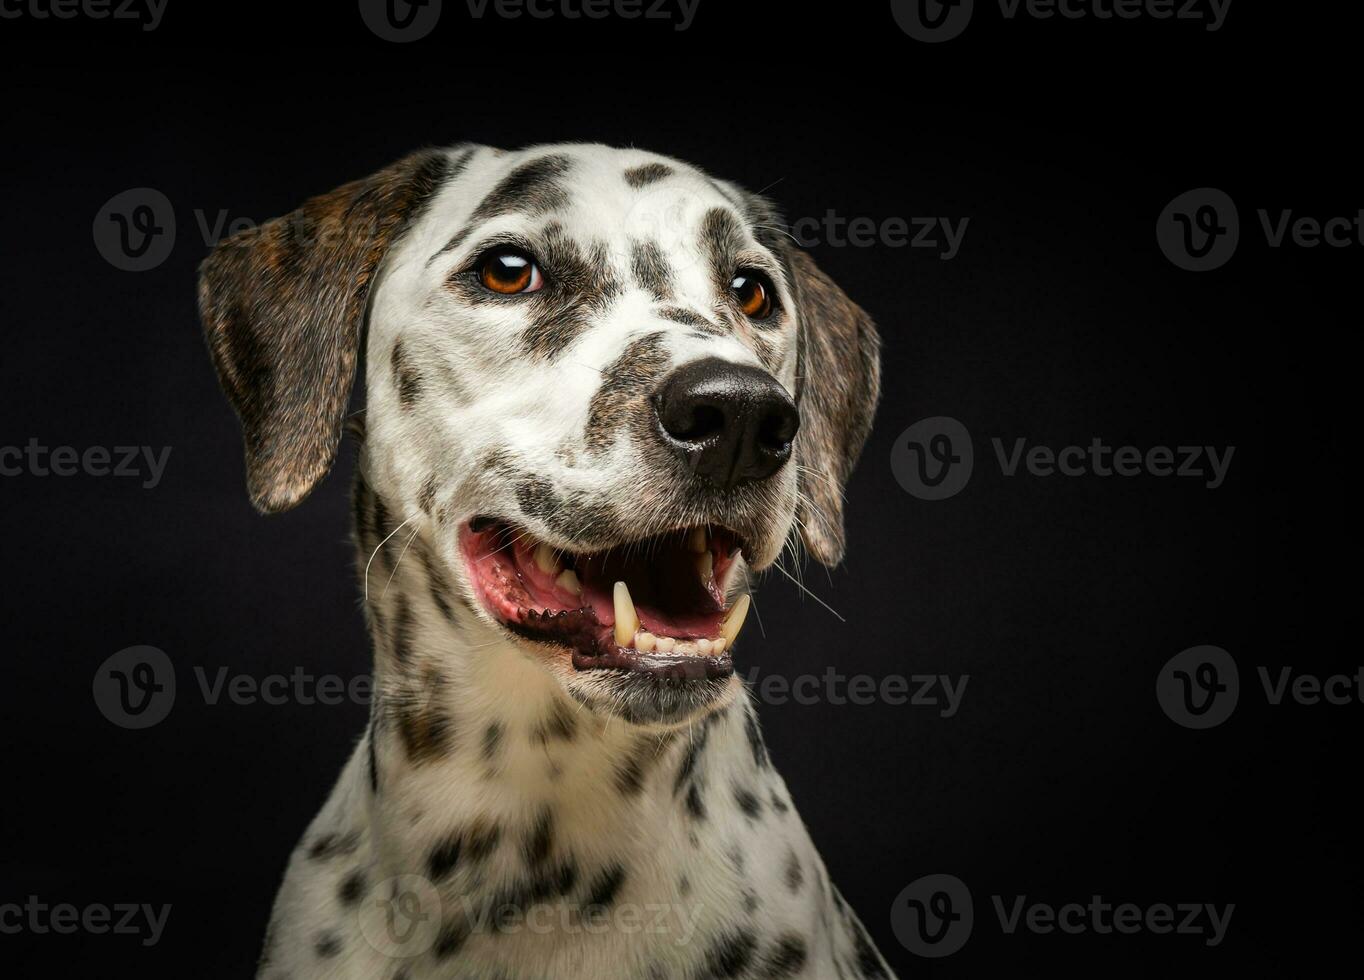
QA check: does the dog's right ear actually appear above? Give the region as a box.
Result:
[198,149,455,514]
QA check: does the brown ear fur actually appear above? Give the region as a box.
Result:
[198,150,453,513]
[788,248,882,566]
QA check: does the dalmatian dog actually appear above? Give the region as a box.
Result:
[199,142,892,979]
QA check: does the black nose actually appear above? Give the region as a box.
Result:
[654,358,800,489]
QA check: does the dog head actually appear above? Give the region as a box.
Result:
[200,143,879,727]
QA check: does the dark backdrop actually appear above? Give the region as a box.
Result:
[0,2,1355,976]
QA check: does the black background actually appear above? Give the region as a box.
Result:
[0,1,1355,976]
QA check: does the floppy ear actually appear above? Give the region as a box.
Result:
[198,149,454,513]
[787,248,882,566]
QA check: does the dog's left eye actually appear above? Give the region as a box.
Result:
[731,270,776,320]
[478,249,544,295]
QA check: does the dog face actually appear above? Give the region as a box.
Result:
[200,143,879,726]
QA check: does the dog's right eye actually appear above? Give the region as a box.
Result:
[478,249,544,295]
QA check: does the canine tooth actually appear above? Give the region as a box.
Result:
[696,638,713,655]
[655,635,676,653]
[636,631,657,653]
[534,543,560,575]
[556,569,582,596]
[696,551,714,583]
[613,581,639,647]
[712,637,727,655]
[688,528,708,553]
[720,593,751,645]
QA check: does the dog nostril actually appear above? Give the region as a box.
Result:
[757,408,799,453]
[663,402,726,444]
[654,357,800,489]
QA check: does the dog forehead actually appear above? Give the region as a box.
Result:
[412,143,741,256]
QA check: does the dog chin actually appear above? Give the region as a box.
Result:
[456,517,758,724]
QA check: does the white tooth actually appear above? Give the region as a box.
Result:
[556,569,582,596]
[712,637,727,655]
[613,581,638,647]
[636,631,657,653]
[696,638,713,655]
[655,636,676,653]
[688,528,708,553]
[720,593,751,646]
[534,543,560,575]
[696,551,714,584]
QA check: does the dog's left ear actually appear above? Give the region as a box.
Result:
[786,247,882,566]
[198,149,453,514]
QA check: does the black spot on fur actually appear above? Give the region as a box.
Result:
[849,912,889,978]
[743,703,770,770]
[389,595,414,667]
[482,721,504,763]
[434,919,471,959]
[391,340,423,408]
[471,153,574,224]
[314,931,342,958]
[523,808,555,867]
[631,239,674,301]
[770,790,790,815]
[734,785,763,820]
[624,162,673,187]
[760,934,809,978]
[699,930,757,978]
[428,822,500,880]
[584,862,627,909]
[367,714,380,795]
[685,782,707,821]
[427,835,462,881]
[394,666,454,765]
[784,848,804,892]
[338,869,366,906]
[533,699,577,744]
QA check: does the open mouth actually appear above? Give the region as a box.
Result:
[459,519,752,681]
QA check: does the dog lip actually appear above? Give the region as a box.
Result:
[459,518,746,678]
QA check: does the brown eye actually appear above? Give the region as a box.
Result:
[479,249,543,294]
[732,270,775,319]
